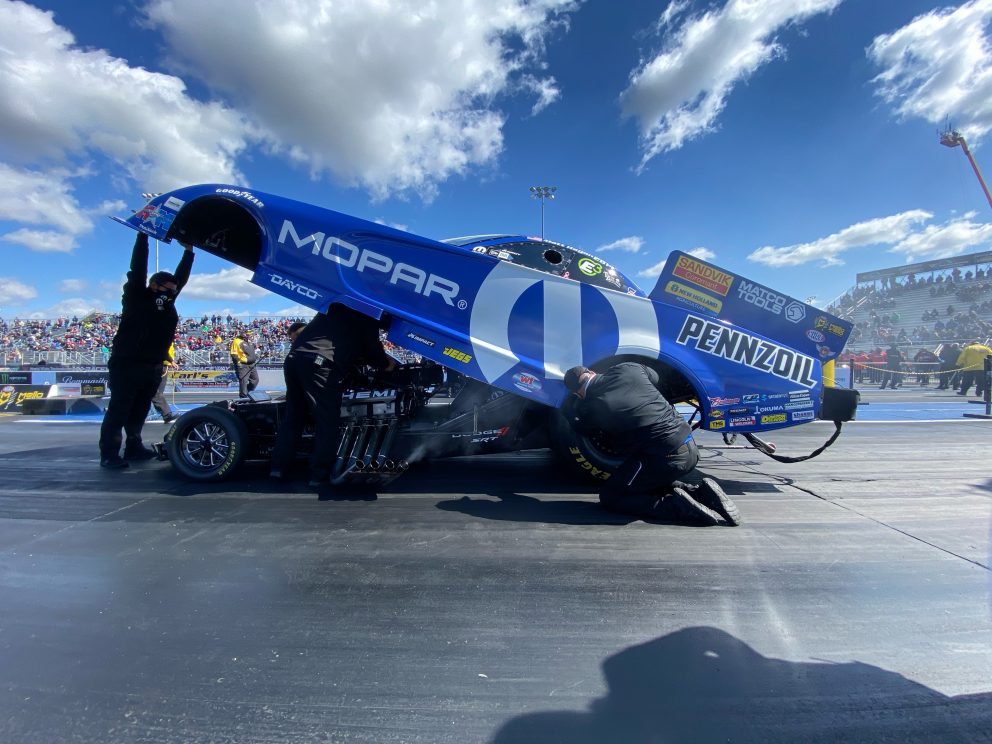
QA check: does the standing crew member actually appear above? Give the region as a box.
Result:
[230,329,259,397]
[561,363,739,526]
[879,343,903,390]
[99,233,194,469]
[151,342,178,423]
[270,305,395,488]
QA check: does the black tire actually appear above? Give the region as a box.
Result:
[548,409,624,483]
[164,405,248,481]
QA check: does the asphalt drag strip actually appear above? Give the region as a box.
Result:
[0,389,989,743]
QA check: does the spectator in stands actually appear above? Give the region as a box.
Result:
[99,234,195,470]
[854,350,869,384]
[956,340,992,397]
[879,343,903,390]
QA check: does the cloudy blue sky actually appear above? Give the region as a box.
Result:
[2,0,992,319]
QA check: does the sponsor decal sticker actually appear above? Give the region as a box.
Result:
[512,372,543,393]
[708,396,741,406]
[791,410,815,421]
[742,393,760,403]
[677,315,817,387]
[163,196,185,211]
[709,408,725,418]
[577,257,603,276]
[784,301,806,323]
[405,332,436,348]
[664,281,723,314]
[761,413,787,424]
[442,347,472,364]
[709,419,726,429]
[806,329,826,343]
[268,272,321,300]
[814,315,846,337]
[784,401,814,411]
[737,280,786,316]
[215,188,264,208]
[279,219,460,307]
[727,407,750,415]
[755,405,785,414]
[729,416,756,427]
[672,255,734,296]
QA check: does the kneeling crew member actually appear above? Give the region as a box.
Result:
[562,363,739,526]
[270,305,395,487]
[99,233,194,469]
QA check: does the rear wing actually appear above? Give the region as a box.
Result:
[651,251,852,364]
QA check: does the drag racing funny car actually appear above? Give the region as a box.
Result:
[116,185,859,482]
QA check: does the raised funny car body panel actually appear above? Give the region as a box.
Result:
[114,184,852,433]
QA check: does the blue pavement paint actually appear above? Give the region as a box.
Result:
[853,401,985,422]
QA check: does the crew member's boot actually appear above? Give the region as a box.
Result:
[123,437,157,461]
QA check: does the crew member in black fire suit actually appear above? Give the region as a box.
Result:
[99,233,194,469]
[269,304,395,488]
[561,363,740,526]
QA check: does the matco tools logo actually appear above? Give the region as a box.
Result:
[737,280,786,315]
[279,220,460,306]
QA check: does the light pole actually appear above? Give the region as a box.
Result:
[141,192,162,271]
[940,129,992,211]
[529,185,557,239]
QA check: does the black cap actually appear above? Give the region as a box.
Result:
[564,366,592,393]
[149,271,177,286]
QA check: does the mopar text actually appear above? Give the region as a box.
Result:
[279,220,459,306]
[677,315,817,387]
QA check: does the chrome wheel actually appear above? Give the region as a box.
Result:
[180,421,231,471]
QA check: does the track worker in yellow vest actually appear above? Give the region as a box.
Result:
[230,330,259,398]
[151,342,178,423]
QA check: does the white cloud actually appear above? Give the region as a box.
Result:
[1,228,74,252]
[0,276,38,305]
[273,304,316,318]
[145,0,579,198]
[620,0,841,169]
[890,211,992,261]
[374,218,410,233]
[181,266,270,302]
[59,279,86,293]
[747,210,934,267]
[33,297,102,318]
[687,246,716,262]
[869,0,992,143]
[0,2,249,190]
[638,259,668,278]
[597,236,644,253]
[637,246,715,278]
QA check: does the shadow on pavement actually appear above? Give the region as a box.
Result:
[490,627,991,743]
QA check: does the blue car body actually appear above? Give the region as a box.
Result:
[115,184,853,434]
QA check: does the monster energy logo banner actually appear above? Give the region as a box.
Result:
[676,315,817,387]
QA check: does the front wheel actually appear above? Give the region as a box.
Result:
[164,405,248,481]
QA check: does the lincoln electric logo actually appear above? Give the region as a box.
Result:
[269,273,320,300]
[278,220,460,306]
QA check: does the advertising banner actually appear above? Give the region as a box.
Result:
[0,371,32,385]
[0,384,51,412]
[168,370,239,391]
[57,371,110,387]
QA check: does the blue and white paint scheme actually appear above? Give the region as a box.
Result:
[114,184,852,434]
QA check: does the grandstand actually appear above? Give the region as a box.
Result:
[0,313,422,368]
